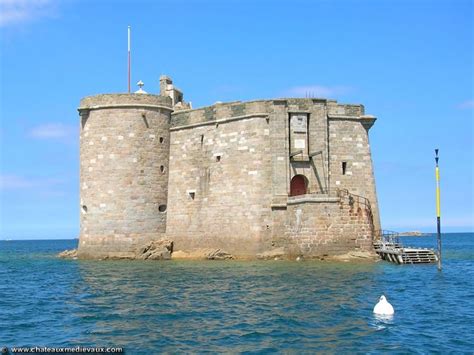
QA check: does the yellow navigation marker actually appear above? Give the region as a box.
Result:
[435,149,442,271]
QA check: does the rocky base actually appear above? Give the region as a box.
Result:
[171,248,234,260]
[58,249,78,259]
[328,250,380,262]
[256,247,286,260]
[136,239,173,260]
[58,240,234,261]
[59,240,377,262]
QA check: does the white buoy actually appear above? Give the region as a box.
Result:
[373,295,394,315]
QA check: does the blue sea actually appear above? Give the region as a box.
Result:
[0,233,473,353]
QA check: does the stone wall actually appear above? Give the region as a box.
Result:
[80,93,171,108]
[171,100,269,128]
[327,116,381,231]
[166,111,273,256]
[271,193,374,257]
[77,94,172,258]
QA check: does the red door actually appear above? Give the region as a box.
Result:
[290,175,307,196]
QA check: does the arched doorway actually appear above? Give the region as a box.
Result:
[290,175,308,196]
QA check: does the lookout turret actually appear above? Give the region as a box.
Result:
[77,92,173,258]
[159,75,192,110]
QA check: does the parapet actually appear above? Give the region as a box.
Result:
[327,101,365,117]
[170,98,373,130]
[78,93,173,112]
[171,100,271,130]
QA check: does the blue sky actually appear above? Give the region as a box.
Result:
[0,0,472,239]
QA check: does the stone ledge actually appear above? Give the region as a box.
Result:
[170,113,269,131]
[327,114,376,129]
[327,114,373,120]
[287,195,340,205]
[78,103,173,113]
[79,93,172,110]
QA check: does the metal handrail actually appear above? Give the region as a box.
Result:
[373,230,401,244]
[336,188,372,210]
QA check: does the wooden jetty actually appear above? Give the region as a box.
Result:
[373,231,438,264]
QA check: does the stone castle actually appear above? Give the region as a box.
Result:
[77,76,380,259]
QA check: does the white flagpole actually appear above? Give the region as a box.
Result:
[128,26,131,93]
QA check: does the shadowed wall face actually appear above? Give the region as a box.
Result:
[78,94,172,258]
[328,119,381,231]
[166,114,273,256]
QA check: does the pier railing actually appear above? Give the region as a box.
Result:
[372,230,438,264]
[373,230,401,244]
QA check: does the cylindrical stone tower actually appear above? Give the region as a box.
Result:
[77,94,173,258]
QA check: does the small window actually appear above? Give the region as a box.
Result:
[159,137,164,144]
[342,162,347,175]
[81,205,88,213]
[160,165,165,174]
[189,192,195,200]
[200,134,204,145]
[216,155,221,162]
[158,204,167,213]
[142,113,149,128]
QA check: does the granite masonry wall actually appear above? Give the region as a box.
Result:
[166,101,274,256]
[326,103,381,231]
[271,193,374,256]
[77,94,172,258]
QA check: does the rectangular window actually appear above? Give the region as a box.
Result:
[187,189,196,200]
[342,162,347,175]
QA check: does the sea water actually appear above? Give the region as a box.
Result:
[0,233,473,353]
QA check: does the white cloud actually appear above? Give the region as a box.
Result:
[457,99,474,110]
[0,174,35,189]
[283,85,352,98]
[0,0,57,27]
[29,123,76,140]
[0,174,64,190]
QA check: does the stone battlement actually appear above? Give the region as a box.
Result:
[327,102,365,117]
[79,93,172,111]
[171,98,367,130]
